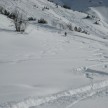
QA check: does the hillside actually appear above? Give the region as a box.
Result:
[0,0,108,108]
[51,0,108,11]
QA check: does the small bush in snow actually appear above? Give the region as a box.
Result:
[84,14,96,20]
[0,7,15,19]
[67,23,73,31]
[74,26,88,34]
[77,27,82,32]
[74,26,78,31]
[28,17,36,21]
[94,21,99,25]
[4,10,10,16]
[82,30,88,34]
[8,13,16,19]
[0,6,4,14]
[42,6,49,11]
[74,27,82,32]
[85,14,92,19]
[38,18,47,24]
[0,7,10,15]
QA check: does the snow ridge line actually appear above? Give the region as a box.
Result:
[0,80,108,108]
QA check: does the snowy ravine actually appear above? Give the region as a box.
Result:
[0,0,108,108]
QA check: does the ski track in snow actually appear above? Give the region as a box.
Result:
[0,80,108,108]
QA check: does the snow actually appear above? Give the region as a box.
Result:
[0,0,108,108]
[72,96,108,108]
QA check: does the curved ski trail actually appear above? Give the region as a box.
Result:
[0,80,108,108]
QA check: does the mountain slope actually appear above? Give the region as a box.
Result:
[0,0,108,38]
[0,0,108,108]
[51,0,108,11]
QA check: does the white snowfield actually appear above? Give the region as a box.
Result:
[0,0,108,108]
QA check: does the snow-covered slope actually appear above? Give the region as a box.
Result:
[0,0,108,108]
[0,0,108,38]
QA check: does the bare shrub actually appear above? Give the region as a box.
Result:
[67,23,73,31]
[38,18,47,24]
[0,6,4,14]
[13,8,27,32]
[74,26,78,31]
[94,21,99,25]
[28,17,36,21]
[77,27,82,32]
